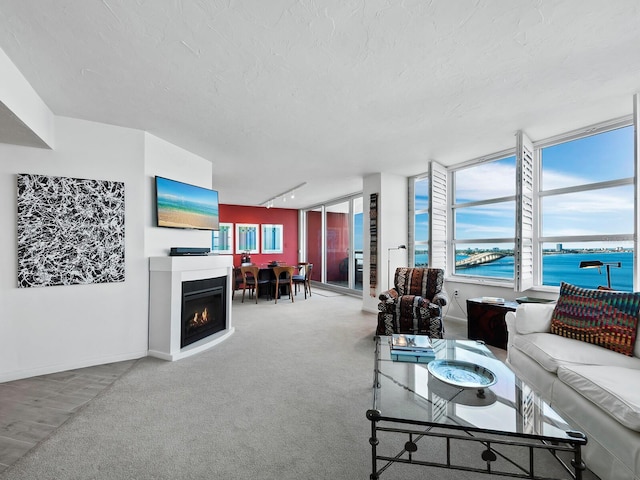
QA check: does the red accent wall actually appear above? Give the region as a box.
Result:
[219,204,298,267]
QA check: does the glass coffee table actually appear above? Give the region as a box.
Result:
[367,336,587,479]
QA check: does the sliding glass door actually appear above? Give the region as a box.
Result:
[305,207,322,283]
[302,194,363,292]
[353,197,364,291]
[326,201,350,288]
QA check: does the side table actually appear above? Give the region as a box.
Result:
[466,298,518,350]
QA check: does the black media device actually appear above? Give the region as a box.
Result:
[170,247,211,256]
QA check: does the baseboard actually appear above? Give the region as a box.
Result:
[444,314,466,323]
[148,327,235,361]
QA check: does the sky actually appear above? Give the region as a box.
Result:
[354,213,363,250]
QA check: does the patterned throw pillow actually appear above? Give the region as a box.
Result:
[551,282,640,356]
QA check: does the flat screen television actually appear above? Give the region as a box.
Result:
[155,176,219,231]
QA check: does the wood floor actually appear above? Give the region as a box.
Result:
[0,360,137,473]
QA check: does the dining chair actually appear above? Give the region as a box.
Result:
[293,263,313,299]
[271,266,295,304]
[240,265,270,303]
[232,267,243,300]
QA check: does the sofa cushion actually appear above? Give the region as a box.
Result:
[514,303,555,335]
[550,282,640,356]
[558,365,640,432]
[513,332,640,374]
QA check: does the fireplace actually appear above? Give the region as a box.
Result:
[149,255,234,361]
[181,276,227,348]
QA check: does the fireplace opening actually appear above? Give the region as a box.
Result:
[181,276,227,348]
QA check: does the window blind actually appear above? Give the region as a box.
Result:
[429,161,448,270]
[515,130,534,292]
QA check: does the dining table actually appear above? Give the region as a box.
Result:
[237,263,299,300]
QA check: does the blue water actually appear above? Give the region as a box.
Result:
[415,251,633,291]
[541,252,633,291]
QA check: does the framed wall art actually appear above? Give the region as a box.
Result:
[17,173,125,288]
[212,222,233,254]
[261,224,283,254]
[235,223,259,254]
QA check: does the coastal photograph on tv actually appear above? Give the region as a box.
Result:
[155,176,219,230]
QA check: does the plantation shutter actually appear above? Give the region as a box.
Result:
[429,161,447,270]
[634,94,640,291]
[515,130,534,292]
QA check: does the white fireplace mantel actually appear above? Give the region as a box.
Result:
[148,255,234,361]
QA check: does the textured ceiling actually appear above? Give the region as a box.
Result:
[1,1,640,208]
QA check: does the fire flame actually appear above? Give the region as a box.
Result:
[189,307,210,327]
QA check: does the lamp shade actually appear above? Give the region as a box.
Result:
[579,260,604,269]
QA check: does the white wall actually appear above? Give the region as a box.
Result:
[381,173,409,290]
[144,133,214,257]
[0,116,148,381]
[362,172,408,313]
[0,118,217,382]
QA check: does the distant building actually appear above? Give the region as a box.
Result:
[556,243,562,252]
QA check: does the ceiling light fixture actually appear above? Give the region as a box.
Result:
[261,182,307,208]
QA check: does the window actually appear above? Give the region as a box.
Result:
[409,112,640,291]
[538,124,634,290]
[412,115,638,291]
[452,155,516,280]
[413,176,429,267]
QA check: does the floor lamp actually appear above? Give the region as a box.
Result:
[387,245,406,289]
[578,260,621,289]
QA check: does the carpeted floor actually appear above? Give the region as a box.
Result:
[0,290,598,479]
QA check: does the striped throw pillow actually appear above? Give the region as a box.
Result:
[551,282,640,356]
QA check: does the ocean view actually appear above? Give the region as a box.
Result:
[416,251,633,291]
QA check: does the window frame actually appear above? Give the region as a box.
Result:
[533,116,635,290]
[410,173,430,267]
[299,192,364,293]
[449,150,517,283]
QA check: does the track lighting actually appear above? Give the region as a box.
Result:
[261,182,307,208]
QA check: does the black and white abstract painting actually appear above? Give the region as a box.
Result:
[17,174,125,288]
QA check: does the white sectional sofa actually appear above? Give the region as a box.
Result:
[506,303,640,480]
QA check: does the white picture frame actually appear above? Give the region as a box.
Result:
[212,222,233,254]
[235,223,259,254]
[261,224,283,254]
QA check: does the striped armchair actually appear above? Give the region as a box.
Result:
[377,267,448,338]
